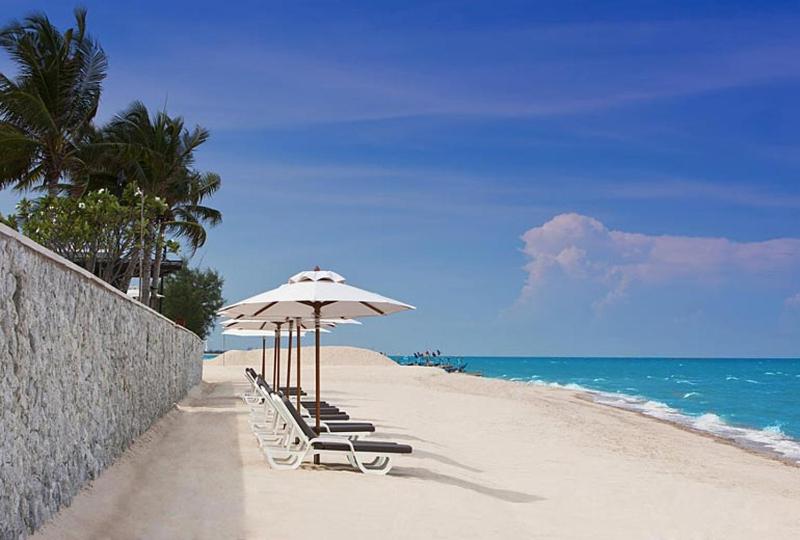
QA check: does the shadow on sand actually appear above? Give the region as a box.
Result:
[405,448,483,473]
[391,466,544,503]
[34,381,249,539]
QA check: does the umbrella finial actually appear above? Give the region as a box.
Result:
[313,265,321,271]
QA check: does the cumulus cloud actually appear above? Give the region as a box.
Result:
[520,213,800,307]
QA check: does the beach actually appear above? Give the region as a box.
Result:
[33,347,800,539]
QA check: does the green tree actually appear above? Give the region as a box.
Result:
[100,101,221,307]
[12,187,167,290]
[0,8,107,194]
[162,267,224,339]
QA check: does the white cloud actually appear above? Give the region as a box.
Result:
[520,213,800,307]
[786,293,800,308]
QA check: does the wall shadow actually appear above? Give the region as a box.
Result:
[32,381,249,540]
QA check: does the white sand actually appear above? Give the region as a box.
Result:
[34,347,800,539]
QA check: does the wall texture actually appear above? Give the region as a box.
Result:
[0,224,203,539]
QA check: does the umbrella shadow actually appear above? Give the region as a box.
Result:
[390,466,543,504]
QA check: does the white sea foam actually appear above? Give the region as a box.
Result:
[763,424,784,435]
[587,388,800,464]
[725,376,739,381]
[518,374,800,463]
[675,379,697,386]
[682,392,701,399]
[692,413,724,430]
[745,379,763,384]
[527,379,587,392]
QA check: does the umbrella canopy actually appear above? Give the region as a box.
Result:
[219,319,342,331]
[218,270,414,320]
[219,268,414,464]
[221,328,318,337]
[217,318,310,385]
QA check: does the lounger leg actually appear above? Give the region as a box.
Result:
[350,453,392,475]
[262,448,304,470]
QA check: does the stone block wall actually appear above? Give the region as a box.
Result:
[0,224,203,539]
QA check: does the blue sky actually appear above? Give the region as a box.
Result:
[2,1,799,356]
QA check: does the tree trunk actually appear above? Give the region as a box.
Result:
[150,222,166,309]
[45,165,60,197]
[140,233,153,306]
[119,248,138,293]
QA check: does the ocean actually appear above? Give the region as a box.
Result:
[391,356,800,463]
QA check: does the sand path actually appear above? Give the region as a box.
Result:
[34,347,800,539]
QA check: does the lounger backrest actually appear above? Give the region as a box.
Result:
[277,395,318,440]
[255,376,271,393]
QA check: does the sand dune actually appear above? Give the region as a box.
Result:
[208,345,396,367]
[34,347,800,539]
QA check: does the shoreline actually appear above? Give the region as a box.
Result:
[572,392,800,469]
[392,358,800,467]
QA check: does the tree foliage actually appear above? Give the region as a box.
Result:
[12,187,173,289]
[96,102,222,305]
[0,8,107,194]
[0,9,222,302]
[162,267,224,339]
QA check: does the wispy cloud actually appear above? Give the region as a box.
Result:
[85,16,800,129]
[215,160,552,218]
[605,179,800,209]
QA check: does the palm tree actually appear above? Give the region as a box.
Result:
[0,8,107,194]
[101,101,222,306]
[150,170,222,308]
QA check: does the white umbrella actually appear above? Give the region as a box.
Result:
[221,328,313,337]
[219,319,298,386]
[219,270,414,320]
[219,268,414,452]
[220,318,339,389]
[220,318,350,329]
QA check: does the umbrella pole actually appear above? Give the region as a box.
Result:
[273,328,278,389]
[296,317,302,412]
[276,322,283,392]
[286,321,293,391]
[314,305,321,464]
[261,337,265,378]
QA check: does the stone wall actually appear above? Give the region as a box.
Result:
[0,224,203,539]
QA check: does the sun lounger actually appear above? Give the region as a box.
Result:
[252,376,352,422]
[261,394,411,475]
[243,369,338,416]
[249,376,375,437]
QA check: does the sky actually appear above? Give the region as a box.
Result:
[1,1,799,357]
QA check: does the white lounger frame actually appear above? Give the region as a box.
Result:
[259,394,396,475]
[251,385,370,438]
[241,371,397,474]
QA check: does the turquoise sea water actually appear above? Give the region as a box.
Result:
[391,356,800,463]
[203,353,219,361]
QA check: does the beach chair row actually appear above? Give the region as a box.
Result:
[241,368,412,475]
